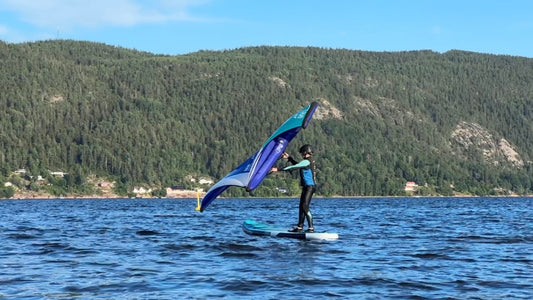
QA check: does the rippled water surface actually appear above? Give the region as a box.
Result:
[1,197,532,299]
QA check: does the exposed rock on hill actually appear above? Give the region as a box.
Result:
[314,99,344,120]
[451,121,524,168]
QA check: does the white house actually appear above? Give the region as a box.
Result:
[50,171,68,177]
[133,186,152,194]
[199,178,214,185]
[14,169,27,175]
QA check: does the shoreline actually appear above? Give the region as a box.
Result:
[7,189,203,200]
[3,194,532,200]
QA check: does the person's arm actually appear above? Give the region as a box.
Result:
[282,159,310,171]
[286,156,298,165]
[281,152,298,165]
[271,152,299,173]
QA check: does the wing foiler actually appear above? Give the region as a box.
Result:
[199,102,319,212]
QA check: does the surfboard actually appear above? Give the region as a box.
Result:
[242,220,339,241]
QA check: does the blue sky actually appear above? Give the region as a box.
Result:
[0,0,532,57]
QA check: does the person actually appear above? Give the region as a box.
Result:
[271,144,316,232]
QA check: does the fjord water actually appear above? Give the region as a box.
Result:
[1,197,531,299]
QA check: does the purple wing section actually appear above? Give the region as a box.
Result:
[199,102,319,212]
[246,128,300,190]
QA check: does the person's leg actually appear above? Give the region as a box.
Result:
[301,186,315,230]
[296,189,306,228]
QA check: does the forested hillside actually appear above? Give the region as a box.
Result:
[1,40,533,198]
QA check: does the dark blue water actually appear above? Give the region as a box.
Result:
[1,197,531,299]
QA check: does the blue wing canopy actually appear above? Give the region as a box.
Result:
[199,102,319,212]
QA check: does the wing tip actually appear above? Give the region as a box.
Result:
[302,101,319,129]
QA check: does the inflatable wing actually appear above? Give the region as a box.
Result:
[199,102,319,212]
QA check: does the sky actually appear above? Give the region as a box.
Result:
[0,0,532,58]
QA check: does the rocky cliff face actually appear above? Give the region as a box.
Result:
[451,121,524,168]
[313,98,345,120]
